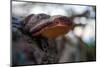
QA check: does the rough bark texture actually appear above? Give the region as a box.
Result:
[12,14,95,66]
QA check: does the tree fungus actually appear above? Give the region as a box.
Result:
[22,13,74,38]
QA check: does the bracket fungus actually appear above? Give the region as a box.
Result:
[22,14,74,38]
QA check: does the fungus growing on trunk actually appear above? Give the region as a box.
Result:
[22,14,74,38]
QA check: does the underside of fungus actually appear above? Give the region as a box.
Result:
[22,14,73,38]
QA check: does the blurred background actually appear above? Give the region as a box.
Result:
[12,1,96,66]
